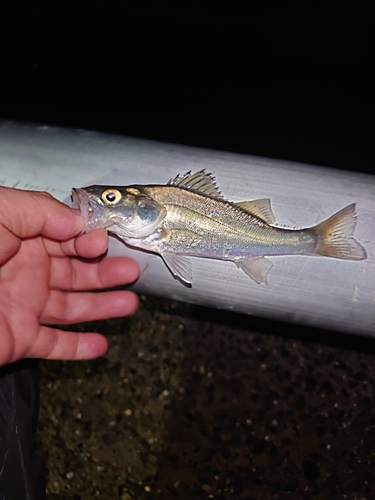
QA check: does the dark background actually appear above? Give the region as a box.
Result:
[1,1,373,174]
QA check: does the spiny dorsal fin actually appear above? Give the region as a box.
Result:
[168,170,223,199]
[235,199,276,225]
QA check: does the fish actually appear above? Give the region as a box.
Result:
[71,170,367,286]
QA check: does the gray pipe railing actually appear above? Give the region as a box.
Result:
[1,121,374,337]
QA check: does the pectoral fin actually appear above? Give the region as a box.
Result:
[162,252,193,286]
[236,256,273,284]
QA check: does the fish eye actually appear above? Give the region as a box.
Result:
[102,189,122,205]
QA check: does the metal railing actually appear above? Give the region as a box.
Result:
[1,121,374,337]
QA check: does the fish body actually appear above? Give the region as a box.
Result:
[72,170,367,285]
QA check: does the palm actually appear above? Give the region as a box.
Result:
[0,230,139,366]
[0,236,50,353]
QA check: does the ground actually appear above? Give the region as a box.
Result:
[39,296,375,499]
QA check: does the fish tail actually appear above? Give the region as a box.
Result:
[313,203,367,260]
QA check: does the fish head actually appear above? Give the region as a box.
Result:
[71,185,167,238]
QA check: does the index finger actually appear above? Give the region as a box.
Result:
[44,229,110,259]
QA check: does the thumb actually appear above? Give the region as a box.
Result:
[0,187,82,241]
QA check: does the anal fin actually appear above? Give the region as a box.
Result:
[236,256,273,284]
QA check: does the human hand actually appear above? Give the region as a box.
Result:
[0,186,139,367]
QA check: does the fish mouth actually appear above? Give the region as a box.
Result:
[71,188,104,231]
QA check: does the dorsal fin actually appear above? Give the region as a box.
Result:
[168,170,223,199]
[235,199,276,225]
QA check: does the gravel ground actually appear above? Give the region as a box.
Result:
[39,296,375,500]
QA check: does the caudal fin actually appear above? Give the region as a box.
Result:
[314,203,367,260]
